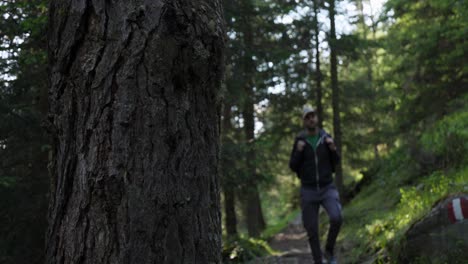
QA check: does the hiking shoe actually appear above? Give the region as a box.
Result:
[312,256,325,264]
[324,251,337,264]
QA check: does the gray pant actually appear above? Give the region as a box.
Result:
[300,184,342,263]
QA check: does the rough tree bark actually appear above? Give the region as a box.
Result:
[46,1,225,263]
[328,0,344,194]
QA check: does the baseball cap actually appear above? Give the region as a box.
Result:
[302,105,316,119]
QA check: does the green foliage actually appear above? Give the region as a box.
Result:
[339,107,468,263]
[342,166,468,262]
[384,0,468,129]
[336,4,468,260]
[420,99,468,167]
[222,236,276,263]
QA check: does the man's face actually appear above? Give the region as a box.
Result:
[303,112,318,129]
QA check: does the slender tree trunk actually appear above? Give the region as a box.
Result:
[221,103,237,237]
[46,1,225,263]
[240,0,266,238]
[224,188,238,236]
[357,0,380,160]
[242,86,266,237]
[312,0,324,128]
[356,0,373,88]
[328,0,344,194]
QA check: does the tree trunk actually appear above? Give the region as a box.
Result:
[329,0,344,194]
[240,0,266,238]
[221,103,237,237]
[356,0,374,88]
[312,0,324,128]
[242,87,266,237]
[223,188,238,237]
[46,1,225,263]
[356,0,380,160]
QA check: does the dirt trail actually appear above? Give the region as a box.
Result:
[248,213,347,264]
[265,214,313,263]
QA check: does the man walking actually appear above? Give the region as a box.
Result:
[289,106,342,264]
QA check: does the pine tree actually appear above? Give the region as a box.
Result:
[328,0,344,193]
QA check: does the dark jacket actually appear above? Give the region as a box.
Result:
[289,129,340,189]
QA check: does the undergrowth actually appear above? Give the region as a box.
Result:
[338,105,468,263]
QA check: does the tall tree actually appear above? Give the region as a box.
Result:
[355,0,373,88]
[355,0,382,160]
[312,0,324,127]
[223,0,307,238]
[328,0,343,193]
[46,1,225,263]
[234,0,266,237]
[239,0,266,237]
[221,101,238,237]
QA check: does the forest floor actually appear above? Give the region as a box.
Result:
[249,211,378,264]
[262,213,316,263]
[248,212,348,264]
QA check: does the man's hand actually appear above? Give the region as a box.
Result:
[296,140,306,152]
[326,137,337,151]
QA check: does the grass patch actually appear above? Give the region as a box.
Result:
[339,162,468,263]
[337,107,468,263]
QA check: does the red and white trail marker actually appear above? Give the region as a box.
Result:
[447,197,468,223]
